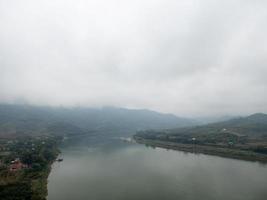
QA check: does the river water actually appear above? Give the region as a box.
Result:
[47,139,267,200]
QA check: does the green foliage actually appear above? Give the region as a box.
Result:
[254,146,267,154]
[0,182,32,200]
[0,136,60,200]
[135,113,267,146]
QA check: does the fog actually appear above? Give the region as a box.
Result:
[0,0,267,117]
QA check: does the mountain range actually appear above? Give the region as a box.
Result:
[0,104,196,137]
[135,113,267,145]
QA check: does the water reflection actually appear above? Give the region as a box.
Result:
[48,139,267,200]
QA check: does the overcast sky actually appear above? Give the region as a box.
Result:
[0,0,267,117]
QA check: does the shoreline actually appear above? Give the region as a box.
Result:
[27,145,61,200]
[0,136,61,200]
[134,137,267,163]
[43,152,60,200]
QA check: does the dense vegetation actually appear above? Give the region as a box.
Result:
[0,135,60,200]
[134,113,267,161]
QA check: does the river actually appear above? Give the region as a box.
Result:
[47,138,267,200]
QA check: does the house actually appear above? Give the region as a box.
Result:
[9,158,28,172]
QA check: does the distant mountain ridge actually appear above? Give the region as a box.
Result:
[206,113,267,136]
[0,104,197,137]
[135,113,267,144]
[134,113,267,162]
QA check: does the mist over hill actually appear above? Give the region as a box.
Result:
[135,113,267,144]
[0,104,197,137]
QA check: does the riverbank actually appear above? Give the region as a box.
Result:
[134,137,267,163]
[0,135,60,200]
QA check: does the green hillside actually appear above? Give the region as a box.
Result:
[135,113,267,149]
[0,104,196,138]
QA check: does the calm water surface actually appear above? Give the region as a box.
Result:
[47,139,267,200]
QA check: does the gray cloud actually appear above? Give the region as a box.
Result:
[0,0,267,117]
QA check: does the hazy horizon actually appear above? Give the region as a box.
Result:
[1,0,267,117]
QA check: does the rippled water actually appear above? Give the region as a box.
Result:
[47,139,267,200]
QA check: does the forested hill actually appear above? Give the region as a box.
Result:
[0,104,196,137]
[196,113,267,137]
[135,113,267,144]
